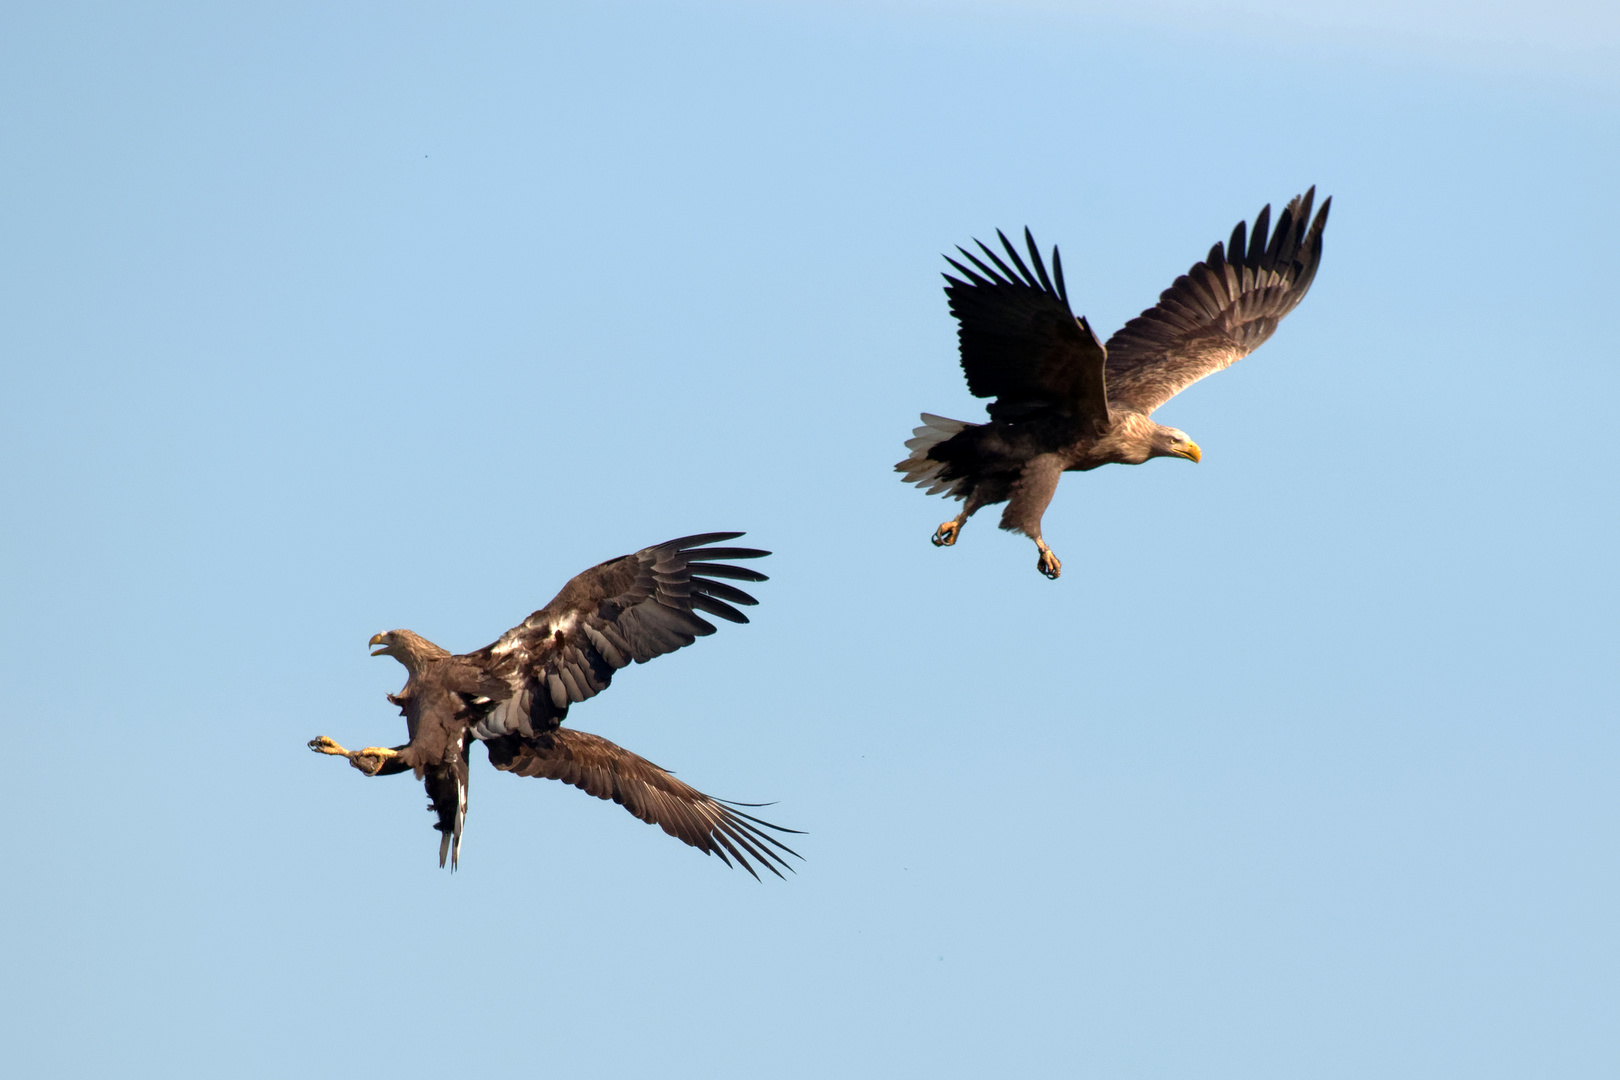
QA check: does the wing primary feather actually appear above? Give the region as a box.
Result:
[1293,186,1316,236]
[970,238,1023,286]
[705,832,752,877]
[1290,196,1330,297]
[714,828,783,881]
[1228,220,1247,263]
[946,247,997,284]
[729,827,799,874]
[711,812,797,879]
[691,577,759,605]
[1274,202,1302,263]
[1311,195,1332,237]
[943,261,993,290]
[662,531,746,550]
[721,801,805,831]
[705,827,768,881]
[993,229,1038,287]
[1264,201,1294,263]
[690,593,748,624]
[1051,245,1068,305]
[1023,228,1056,295]
[679,547,768,562]
[684,561,768,583]
[1248,203,1272,265]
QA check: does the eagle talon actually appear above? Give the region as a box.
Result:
[1035,543,1062,580]
[932,521,961,547]
[308,737,397,776]
[350,747,399,776]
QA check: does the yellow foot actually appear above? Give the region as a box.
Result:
[349,747,399,776]
[932,520,961,547]
[1035,542,1062,580]
[308,737,398,776]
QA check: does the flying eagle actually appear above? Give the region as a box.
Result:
[308,532,798,876]
[897,188,1330,578]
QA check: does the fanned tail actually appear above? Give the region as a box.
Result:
[895,413,974,498]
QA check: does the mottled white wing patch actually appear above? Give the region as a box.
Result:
[488,631,525,658]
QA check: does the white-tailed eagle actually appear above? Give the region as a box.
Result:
[897,188,1330,578]
[309,533,797,876]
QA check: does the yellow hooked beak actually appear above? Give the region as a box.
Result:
[1177,440,1202,463]
[369,632,388,656]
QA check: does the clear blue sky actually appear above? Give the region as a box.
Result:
[3,2,1616,1077]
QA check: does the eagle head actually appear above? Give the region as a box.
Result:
[368,629,449,674]
[1150,425,1202,464]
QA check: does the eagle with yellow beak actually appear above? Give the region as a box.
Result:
[308,533,796,876]
[898,188,1330,578]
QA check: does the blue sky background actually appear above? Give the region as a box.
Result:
[2,2,1617,1077]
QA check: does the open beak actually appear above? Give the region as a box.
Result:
[369,632,388,656]
[1178,440,1202,463]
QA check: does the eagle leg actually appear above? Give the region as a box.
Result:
[932,512,966,547]
[1034,538,1062,580]
[307,736,402,777]
[308,735,351,756]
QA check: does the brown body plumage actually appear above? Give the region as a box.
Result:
[309,533,797,876]
[898,189,1331,578]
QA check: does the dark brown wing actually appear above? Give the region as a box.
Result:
[944,228,1109,431]
[463,533,768,741]
[1103,188,1330,415]
[485,729,801,879]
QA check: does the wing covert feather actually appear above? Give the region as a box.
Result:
[1103,189,1330,414]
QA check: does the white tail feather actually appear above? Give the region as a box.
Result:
[896,413,973,498]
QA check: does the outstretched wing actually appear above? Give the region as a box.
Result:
[1103,188,1331,415]
[484,729,801,879]
[944,228,1110,431]
[464,533,768,740]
